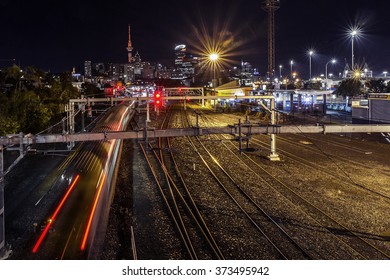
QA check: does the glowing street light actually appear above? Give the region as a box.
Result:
[209,53,219,107]
[279,65,282,78]
[351,30,358,69]
[308,50,314,80]
[383,71,388,78]
[209,53,219,91]
[290,60,294,78]
[325,59,336,90]
[209,53,219,62]
[354,70,361,79]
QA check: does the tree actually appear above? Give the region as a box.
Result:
[5,64,22,81]
[365,78,387,93]
[60,72,80,102]
[304,81,321,90]
[0,91,9,115]
[24,66,45,89]
[0,66,81,135]
[294,80,303,89]
[4,64,22,92]
[0,116,20,135]
[82,82,100,97]
[334,78,363,97]
[287,82,296,90]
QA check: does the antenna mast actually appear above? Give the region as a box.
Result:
[126,25,133,63]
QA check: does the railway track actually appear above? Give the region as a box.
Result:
[131,104,390,259]
[250,135,390,200]
[275,133,390,178]
[180,108,315,259]
[195,111,390,259]
[140,105,224,260]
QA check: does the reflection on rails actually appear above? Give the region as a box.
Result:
[32,103,133,259]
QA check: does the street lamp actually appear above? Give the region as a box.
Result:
[308,50,314,80]
[279,65,282,79]
[209,53,219,62]
[325,59,336,90]
[383,71,388,78]
[351,30,357,69]
[209,53,219,107]
[209,53,219,90]
[290,60,293,79]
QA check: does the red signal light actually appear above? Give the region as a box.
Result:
[154,90,162,107]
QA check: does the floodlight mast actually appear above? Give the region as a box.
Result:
[262,0,280,80]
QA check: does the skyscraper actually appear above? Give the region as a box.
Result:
[173,44,196,79]
[84,61,92,78]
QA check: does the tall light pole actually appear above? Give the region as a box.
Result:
[262,0,280,80]
[351,30,357,70]
[279,65,282,78]
[209,53,219,106]
[383,71,388,78]
[290,60,293,79]
[309,50,314,80]
[325,59,336,90]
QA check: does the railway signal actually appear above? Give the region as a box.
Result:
[154,90,162,107]
[154,88,163,116]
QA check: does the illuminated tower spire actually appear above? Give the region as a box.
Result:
[126,24,133,63]
[262,0,280,80]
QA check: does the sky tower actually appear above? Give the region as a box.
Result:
[262,0,280,79]
[126,25,133,63]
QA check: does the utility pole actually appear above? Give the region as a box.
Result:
[0,145,5,258]
[0,145,12,259]
[262,0,280,81]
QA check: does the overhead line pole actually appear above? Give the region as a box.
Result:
[0,145,5,257]
[262,0,280,160]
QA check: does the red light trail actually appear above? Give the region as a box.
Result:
[32,174,80,253]
[80,172,107,251]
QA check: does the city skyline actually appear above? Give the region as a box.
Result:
[1,0,389,77]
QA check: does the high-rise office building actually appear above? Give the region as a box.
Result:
[173,44,196,79]
[84,61,92,78]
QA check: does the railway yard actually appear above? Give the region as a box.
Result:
[3,102,390,260]
[98,103,390,260]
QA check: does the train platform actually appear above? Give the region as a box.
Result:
[278,109,352,125]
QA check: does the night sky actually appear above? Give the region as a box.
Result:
[1,0,389,77]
